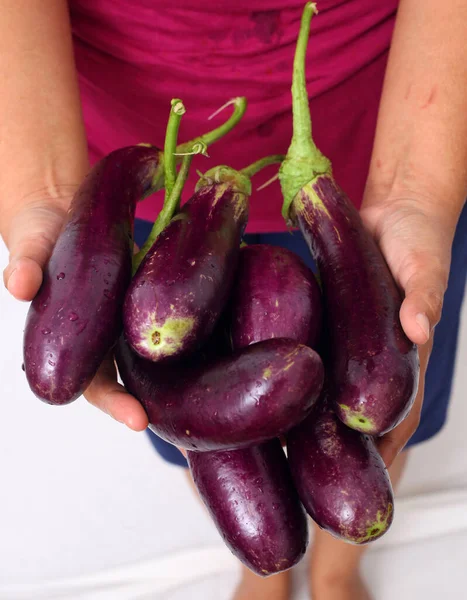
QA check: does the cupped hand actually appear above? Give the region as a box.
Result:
[1,190,148,431]
[360,189,460,466]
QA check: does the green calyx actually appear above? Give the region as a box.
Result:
[195,154,285,197]
[196,166,252,196]
[279,2,332,224]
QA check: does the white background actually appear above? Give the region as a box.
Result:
[1,237,466,600]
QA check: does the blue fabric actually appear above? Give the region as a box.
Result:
[133,206,467,465]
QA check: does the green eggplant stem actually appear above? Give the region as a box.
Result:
[278,2,332,222]
[175,97,247,156]
[240,154,285,178]
[196,154,286,198]
[133,152,195,274]
[137,97,247,197]
[164,99,186,205]
[131,97,248,273]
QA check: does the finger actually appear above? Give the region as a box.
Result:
[84,355,149,431]
[377,414,419,468]
[377,339,432,467]
[3,204,67,301]
[399,260,447,346]
[4,256,45,302]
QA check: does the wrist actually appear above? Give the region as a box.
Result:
[363,160,466,233]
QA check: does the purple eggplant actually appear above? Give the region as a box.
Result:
[287,396,394,544]
[123,158,284,363]
[229,244,322,349]
[115,336,324,451]
[124,175,248,362]
[187,440,308,576]
[24,145,163,404]
[278,3,419,435]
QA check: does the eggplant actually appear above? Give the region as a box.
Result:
[124,174,248,362]
[123,158,284,363]
[24,145,163,404]
[278,3,419,435]
[187,440,308,576]
[229,244,322,350]
[287,396,394,544]
[115,336,324,450]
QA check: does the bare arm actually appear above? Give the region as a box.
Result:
[362,0,467,463]
[0,0,148,431]
[0,0,89,295]
[366,0,467,218]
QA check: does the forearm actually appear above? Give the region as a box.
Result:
[0,0,89,245]
[366,0,467,225]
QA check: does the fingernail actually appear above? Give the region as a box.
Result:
[415,313,430,341]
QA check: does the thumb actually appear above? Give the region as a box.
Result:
[399,256,448,346]
[3,202,69,301]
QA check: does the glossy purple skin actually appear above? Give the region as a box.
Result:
[187,439,308,576]
[115,337,324,450]
[24,146,162,405]
[287,397,394,544]
[295,175,419,435]
[123,182,248,362]
[229,244,322,349]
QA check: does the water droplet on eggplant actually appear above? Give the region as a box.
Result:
[68,312,78,321]
[56,272,65,280]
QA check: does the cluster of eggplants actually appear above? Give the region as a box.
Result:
[186,2,419,570]
[115,184,324,577]
[22,1,421,579]
[186,242,394,580]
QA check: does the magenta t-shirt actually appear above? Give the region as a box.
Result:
[69,0,398,233]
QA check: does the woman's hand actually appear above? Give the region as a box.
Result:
[1,193,149,431]
[360,188,458,467]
